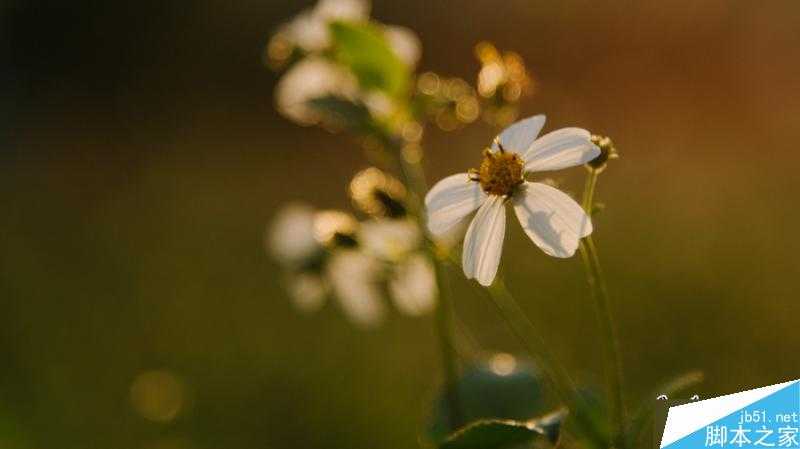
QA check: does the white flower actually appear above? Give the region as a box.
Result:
[425,115,600,286]
[388,253,436,316]
[274,57,358,125]
[360,219,436,315]
[326,249,386,327]
[359,218,420,261]
[326,219,437,326]
[284,0,370,53]
[383,25,421,68]
[267,202,320,265]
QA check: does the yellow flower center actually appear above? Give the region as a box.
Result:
[470,148,525,196]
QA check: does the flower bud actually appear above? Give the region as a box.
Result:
[587,134,618,172]
[349,167,408,218]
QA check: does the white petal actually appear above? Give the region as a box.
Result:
[359,218,420,261]
[425,174,486,236]
[523,128,600,172]
[274,57,357,125]
[462,195,506,286]
[326,250,386,328]
[491,115,546,154]
[267,203,319,265]
[285,10,329,52]
[287,272,328,312]
[389,254,437,316]
[313,0,370,22]
[383,25,421,68]
[362,91,394,119]
[512,182,592,258]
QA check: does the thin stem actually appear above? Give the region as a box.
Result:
[579,169,625,449]
[384,139,464,430]
[485,277,579,406]
[433,258,464,429]
[581,168,599,213]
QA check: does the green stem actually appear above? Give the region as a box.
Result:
[385,139,464,430]
[579,170,625,449]
[434,258,464,429]
[485,277,579,406]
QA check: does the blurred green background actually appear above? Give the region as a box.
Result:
[3,0,800,448]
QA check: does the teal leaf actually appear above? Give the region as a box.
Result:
[329,21,409,97]
[428,355,544,441]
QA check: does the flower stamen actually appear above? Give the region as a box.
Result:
[470,148,525,196]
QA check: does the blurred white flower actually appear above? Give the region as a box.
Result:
[284,0,370,53]
[359,218,420,261]
[275,57,358,125]
[267,202,320,265]
[362,91,394,120]
[268,204,359,316]
[389,253,436,316]
[326,249,386,327]
[425,115,599,286]
[359,218,437,317]
[383,25,421,68]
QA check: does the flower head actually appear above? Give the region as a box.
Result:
[425,115,600,286]
[268,199,435,328]
[586,134,619,172]
[268,204,358,311]
[327,218,437,327]
[349,167,408,218]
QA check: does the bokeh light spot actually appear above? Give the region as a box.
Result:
[130,370,185,423]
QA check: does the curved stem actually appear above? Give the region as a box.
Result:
[486,277,579,406]
[579,170,625,449]
[433,259,464,429]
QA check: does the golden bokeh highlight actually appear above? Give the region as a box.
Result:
[416,72,480,131]
[489,353,517,376]
[130,370,186,423]
[474,42,533,127]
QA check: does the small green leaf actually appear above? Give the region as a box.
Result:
[307,95,398,148]
[440,420,539,449]
[307,95,373,130]
[329,21,409,97]
[441,411,566,449]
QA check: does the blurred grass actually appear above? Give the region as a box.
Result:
[2,0,800,448]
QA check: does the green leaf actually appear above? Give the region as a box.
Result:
[307,95,373,130]
[440,420,540,449]
[329,21,409,97]
[441,411,566,449]
[306,95,399,149]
